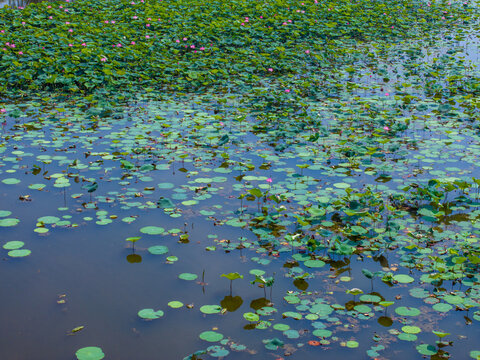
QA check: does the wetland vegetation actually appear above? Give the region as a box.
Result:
[0,0,480,359]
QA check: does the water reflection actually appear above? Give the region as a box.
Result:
[220,295,243,312]
[0,0,43,7]
[126,254,142,263]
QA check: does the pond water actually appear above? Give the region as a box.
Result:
[1,15,480,360]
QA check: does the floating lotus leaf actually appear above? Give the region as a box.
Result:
[75,346,105,360]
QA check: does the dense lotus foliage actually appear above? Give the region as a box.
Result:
[0,0,477,94]
[0,0,480,359]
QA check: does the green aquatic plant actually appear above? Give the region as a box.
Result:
[221,272,244,295]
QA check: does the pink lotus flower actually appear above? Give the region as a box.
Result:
[145,35,150,39]
[117,43,122,47]
[68,29,73,32]
[266,178,273,183]
[104,20,109,23]
[68,43,73,47]
[81,43,86,46]
[111,20,115,24]
[131,41,136,45]
[268,68,273,72]
[285,89,290,93]
[305,50,310,54]
[18,51,23,55]
[383,126,390,131]
[175,39,180,43]
[183,37,187,41]
[65,21,70,24]
[0,109,6,113]
[146,24,150,27]
[200,47,205,50]
[49,16,53,19]
[100,57,107,62]
[133,16,138,19]
[385,92,389,96]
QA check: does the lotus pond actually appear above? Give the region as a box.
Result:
[1,0,480,359]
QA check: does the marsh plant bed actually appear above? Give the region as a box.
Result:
[0,0,480,359]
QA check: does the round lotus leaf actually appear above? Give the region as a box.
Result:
[200,305,222,314]
[402,325,421,334]
[303,259,325,268]
[3,241,24,250]
[178,273,198,281]
[346,340,359,348]
[0,210,12,217]
[138,309,164,319]
[140,226,164,235]
[209,346,229,358]
[168,301,183,308]
[273,323,290,331]
[157,182,175,189]
[148,246,169,255]
[249,269,266,276]
[443,295,464,304]
[398,333,417,341]
[243,312,259,322]
[470,350,480,359]
[283,329,300,339]
[354,304,371,313]
[432,303,453,312]
[0,218,20,227]
[393,274,414,283]
[199,331,224,342]
[359,294,381,303]
[309,304,333,316]
[282,311,302,320]
[313,329,332,338]
[2,178,20,185]
[416,344,437,356]
[75,346,105,360]
[8,249,31,257]
[37,216,60,224]
[395,306,420,317]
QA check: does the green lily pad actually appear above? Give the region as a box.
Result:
[178,273,198,281]
[3,241,24,250]
[138,309,164,319]
[148,246,169,255]
[0,218,20,227]
[200,305,222,314]
[168,301,184,308]
[393,274,414,283]
[8,249,31,257]
[140,226,165,235]
[75,346,105,360]
[199,331,224,342]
